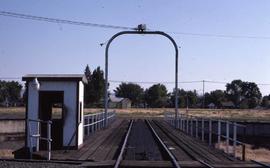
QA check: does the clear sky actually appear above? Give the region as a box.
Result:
[0,0,270,95]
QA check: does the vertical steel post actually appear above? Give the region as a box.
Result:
[98,113,100,130]
[242,145,246,161]
[186,116,189,134]
[209,119,212,146]
[233,122,237,157]
[195,118,198,138]
[191,118,193,136]
[47,122,51,161]
[28,120,33,159]
[218,120,221,148]
[103,112,105,128]
[202,80,205,108]
[202,118,204,141]
[36,122,40,152]
[95,114,98,131]
[180,116,182,130]
[87,116,90,135]
[226,121,230,154]
[91,116,94,133]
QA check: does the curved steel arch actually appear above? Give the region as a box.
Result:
[104,30,179,128]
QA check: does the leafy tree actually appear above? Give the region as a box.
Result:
[225,80,243,107]
[207,90,227,108]
[225,80,262,108]
[84,66,105,107]
[0,80,22,105]
[261,95,270,108]
[170,89,198,108]
[145,84,169,108]
[241,82,261,108]
[114,83,144,107]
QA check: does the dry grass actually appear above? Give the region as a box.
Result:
[216,142,270,163]
[85,108,270,122]
[1,107,270,122]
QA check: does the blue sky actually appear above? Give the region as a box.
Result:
[0,0,270,95]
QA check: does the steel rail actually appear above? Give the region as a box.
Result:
[251,160,270,167]
[146,120,181,168]
[153,120,215,168]
[114,120,134,168]
[197,159,215,168]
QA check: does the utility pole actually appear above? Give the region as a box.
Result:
[186,93,189,115]
[202,80,205,108]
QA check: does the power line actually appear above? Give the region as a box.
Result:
[1,10,270,40]
[166,31,270,40]
[0,11,135,30]
[109,80,203,84]
[1,77,270,86]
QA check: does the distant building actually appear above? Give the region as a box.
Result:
[108,96,131,108]
[207,103,216,109]
[221,101,235,109]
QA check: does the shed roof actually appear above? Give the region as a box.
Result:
[22,74,87,83]
[221,101,235,107]
[109,95,130,103]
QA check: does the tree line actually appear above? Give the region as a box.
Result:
[0,65,269,109]
[84,66,269,109]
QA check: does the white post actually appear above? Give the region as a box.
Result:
[47,122,51,160]
[191,118,193,136]
[195,118,198,138]
[36,122,40,152]
[218,120,221,148]
[186,116,189,134]
[209,119,212,146]
[233,122,237,157]
[28,120,33,159]
[226,121,230,154]
[202,118,204,141]
[180,116,182,130]
[87,116,90,135]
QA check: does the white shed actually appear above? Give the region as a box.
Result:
[22,74,87,151]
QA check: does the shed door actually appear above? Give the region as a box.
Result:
[39,91,64,150]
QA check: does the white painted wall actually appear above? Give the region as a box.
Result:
[77,81,84,146]
[27,81,81,148]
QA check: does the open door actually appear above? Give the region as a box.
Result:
[39,91,64,150]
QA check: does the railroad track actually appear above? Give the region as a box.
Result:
[113,119,213,168]
[114,119,182,168]
[113,119,265,168]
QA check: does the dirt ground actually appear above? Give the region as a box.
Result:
[216,142,270,163]
[0,140,24,159]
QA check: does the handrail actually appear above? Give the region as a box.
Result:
[27,119,52,160]
[83,110,116,136]
[164,112,247,161]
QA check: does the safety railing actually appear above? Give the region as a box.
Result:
[27,119,52,160]
[164,112,246,161]
[84,110,116,136]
